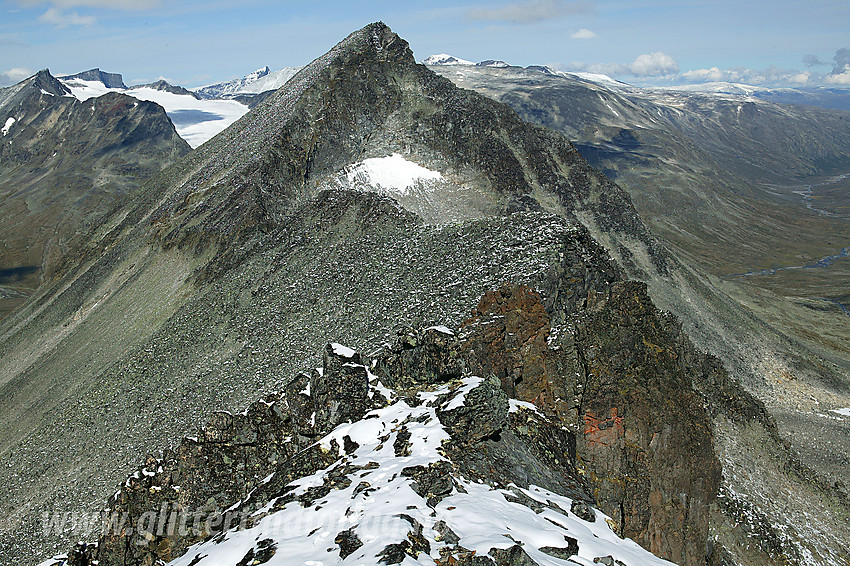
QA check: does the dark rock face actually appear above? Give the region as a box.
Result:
[436,375,508,443]
[573,282,721,565]
[312,343,371,434]
[60,68,127,89]
[461,282,721,566]
[372,326,465,387]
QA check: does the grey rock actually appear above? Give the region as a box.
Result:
[437,376,509,443]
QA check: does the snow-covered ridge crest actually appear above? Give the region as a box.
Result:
[42,326,676,566]
[165,356,674,566]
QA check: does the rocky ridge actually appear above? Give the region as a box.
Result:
[43,274,726,566]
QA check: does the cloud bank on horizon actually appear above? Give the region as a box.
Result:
[1,0,849,89]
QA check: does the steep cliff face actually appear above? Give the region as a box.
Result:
[460,282,721,566]
[0,69,190,319]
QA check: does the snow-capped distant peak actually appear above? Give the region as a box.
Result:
[194,66,301,99]
[422,53,474,66]
[476,59,510,68]
[245,66,271,81]
[651,81,769,96]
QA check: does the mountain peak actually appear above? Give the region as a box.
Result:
[245,66,271,81]
[422,53,474,66]
[59,68,126,89]
[31,68,72,96]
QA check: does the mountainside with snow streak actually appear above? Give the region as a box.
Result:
[60,73,249,148]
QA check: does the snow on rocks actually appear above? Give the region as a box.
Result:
[46,331,676,566]
[166,360,673,566]
[425,325,455,336]
[509,398,543,415]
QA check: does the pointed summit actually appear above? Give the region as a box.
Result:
[32,69,72,97]
[246,65,271,81]
[141,20,658,281]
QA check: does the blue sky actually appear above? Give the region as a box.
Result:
[1,0,849,88]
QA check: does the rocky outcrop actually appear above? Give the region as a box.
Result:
[461,282,721,566]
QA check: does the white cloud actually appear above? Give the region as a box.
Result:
[15,0,159,9]
[680,66,813,86]
[628,52,679,76]
[681,67,739,82]
[38,6,95,27]
[0,67,34,86]
[468,0,593,23]
[570,28,596,39]
[562,52,679,77]
[825,71,850,85]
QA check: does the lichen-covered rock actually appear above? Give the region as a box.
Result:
[489,544,541,565]
[372,326,464,387]
[312,342,370,434]
[461,281,721,566]
[437,376,509,443]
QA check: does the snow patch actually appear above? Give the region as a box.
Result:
[830,407,850,417]
[347,153,443,195]
[509,399,543,415]
[426,325,455,336]
[2,117,15,136]
[330,342,357,359]
[442,376,484,411]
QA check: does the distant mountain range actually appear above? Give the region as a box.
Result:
[423,53,850,111]
[194,65,302,99]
